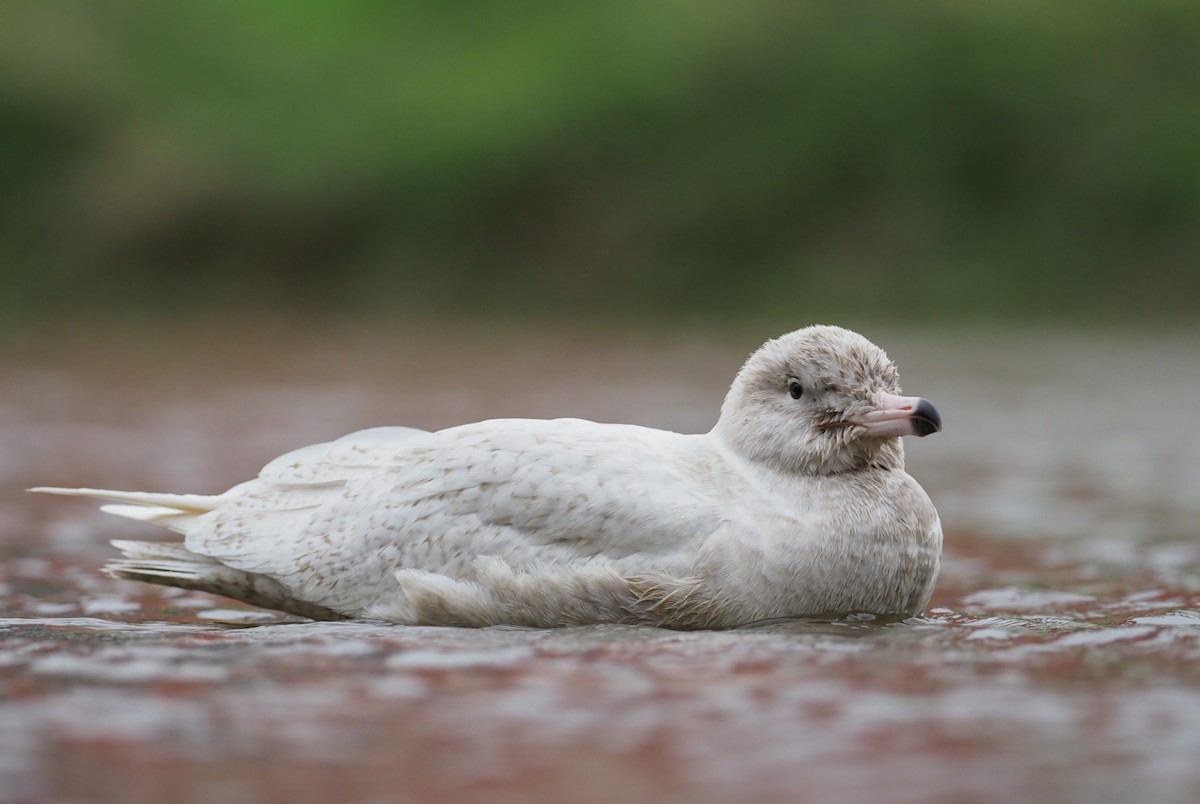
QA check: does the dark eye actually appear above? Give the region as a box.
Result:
[788,380,804,399]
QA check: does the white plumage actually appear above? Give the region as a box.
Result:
[33,325,943,629]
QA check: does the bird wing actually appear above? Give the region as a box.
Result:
[184,419,727,611]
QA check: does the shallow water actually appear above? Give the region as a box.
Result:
[3,324,1199,803]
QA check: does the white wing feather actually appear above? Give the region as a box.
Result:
[183,419,724,611]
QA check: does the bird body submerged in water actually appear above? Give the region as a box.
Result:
[33,325,943,629]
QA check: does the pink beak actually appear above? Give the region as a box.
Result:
[851,393,942,438]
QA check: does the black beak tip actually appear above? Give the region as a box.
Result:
[912,398,942,437]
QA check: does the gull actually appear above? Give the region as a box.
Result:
[32,325,942,629]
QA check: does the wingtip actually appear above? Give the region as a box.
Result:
[28,486,112,495]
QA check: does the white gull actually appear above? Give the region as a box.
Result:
[32,325,943,629]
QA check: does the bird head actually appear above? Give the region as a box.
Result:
[714,325,941,475]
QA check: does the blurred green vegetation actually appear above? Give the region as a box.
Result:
[1,1,1198,328]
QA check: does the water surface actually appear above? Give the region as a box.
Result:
[3,324,1198,803]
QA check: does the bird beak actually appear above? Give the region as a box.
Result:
[851,393,942,438]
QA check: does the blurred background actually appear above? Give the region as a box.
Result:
[1,0,1197,336]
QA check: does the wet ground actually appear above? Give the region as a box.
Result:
[2,321,1199,803]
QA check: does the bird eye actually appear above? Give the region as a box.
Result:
[788,380,804,399]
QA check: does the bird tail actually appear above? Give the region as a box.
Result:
[29,486,344,621]
[104,539,343,621]
[28,486,219,534]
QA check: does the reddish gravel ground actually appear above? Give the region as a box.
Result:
[3,322,1199,804]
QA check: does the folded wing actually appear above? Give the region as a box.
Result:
[186,419,724,613]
